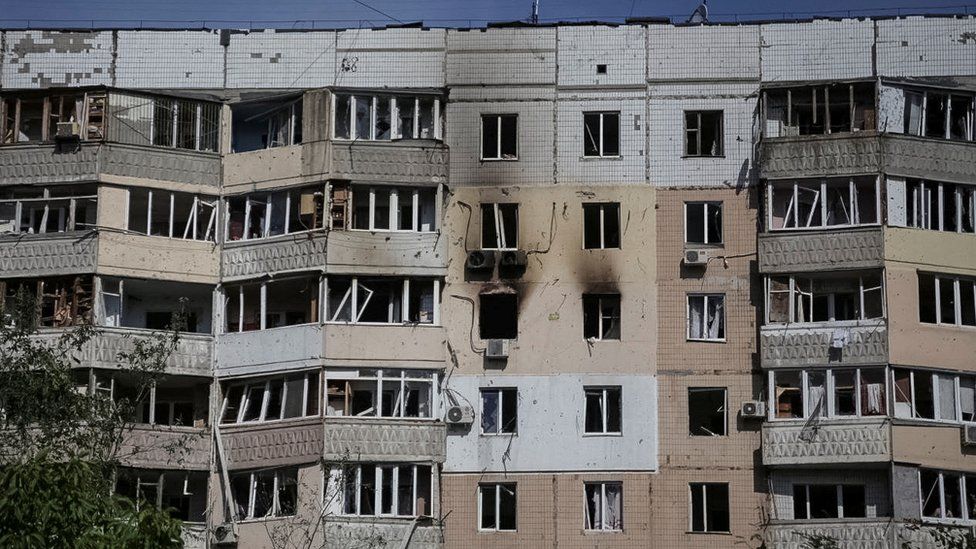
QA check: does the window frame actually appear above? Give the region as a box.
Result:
[583,386,622,436]
[0,186,98,235]
[684,201,723,245]
[687,293,726,342]
[324,276,441,326]
[340,463,433,518]
[349,185,437,233]
[230,468,299,521]
[219,371,320,425]
[903,89,976,142]
[224,184,326,242]
[583,481,624,531]
[478,482,518,531]
[324,369,439,420]
[127,188,218,242]
[480,203,519,250]
[582,202,621,250]
[767,177,882,232]
[582,293,621,341]
[919,273,976,328]
[768,367,890,421]
[480,113,518,161]
[689,482,730,533]
[149,97,220,152]
[792,484,867,520]
[332,93,442,141]
[224,275,323,333]
[688,387,727,437]
[480,387,518,435]
[918,469,976,523]
[683,110,725,158]
[764,274,886,325]
[582,111,621,158]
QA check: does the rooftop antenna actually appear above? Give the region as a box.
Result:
[687,0,708,24]
[530,0,540,24]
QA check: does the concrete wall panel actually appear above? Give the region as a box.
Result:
[648,25,760,81]
[334,28,445,89]
[1,30,114,88]
[226,30,337,89]
[115,31,223,88]
[446,28,556,86]
[760,20,874,82]
[877,17,976,78]
[557,26,645,87]
[555,93,646,184]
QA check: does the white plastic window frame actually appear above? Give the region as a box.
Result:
[478,482,517,532]
[219,371,316,425]
[891,368,976,425]
[149,97,219,152]
[224,185,325,242]
[332,94,441,141]
[350,185,435,233]
[325,369,439,420]
[584,294,621,341]
[792,484,865,520]
[127,188,217,242]
[324,277,440,326]
[763,275,885,325]
[928,275,976,327]
[583,386,622,436]
[767,367,891,422]
[0,188,98,235]
[479,387,517,435]
[479,113,518,161]
[584,481,623,531]
[689,482,729,533]
[342,464,431,518]
[582,202,621,250]
[684,201,723,245]
[225,276,322,333]
[234,469,297,520]
[918,469,976,524]
[686,293,726,342]
[767,177,881,232]
[908,180,976,234]
[904,89,976,141]
[582,111,620,158]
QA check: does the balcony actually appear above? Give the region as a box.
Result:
[118,425,210,470]
[0,231,97,277]
[96,232,219,284]
[0,142,220,188]
[760,320,888,369]
[758,227,883,274]
[323,323,446,369]
[327,231,446,276]
[764,519,891,549]
[220,417,323,470]
[222,144,304,190]
[72,327,213,376]
[323,516,443,549]
[324,417,446,463]
[762,418,891,466]
[222,231,328,281]
[215,324,322,376]
[302,140,449,186]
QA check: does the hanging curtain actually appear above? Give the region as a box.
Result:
[865,383,883,415]
[689,298,703,339]
[605,484,622,530]
[706,297,723,339]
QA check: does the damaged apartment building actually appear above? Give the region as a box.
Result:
[0,12,974,549]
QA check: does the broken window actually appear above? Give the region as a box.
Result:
[115,470,207,522]
[481,387,517,435]
[342,464,432,517]
[688,387,726,436]
[907,180,976,234]
[904,89,976,141]
[225,275,320,332]
[773,370,802,419]
[229,468,298,520]
[481,114,518,160]
[121,376,208,428]
[583,111,620,157]
[479,292,517,340]
[325,276,439,325]
[918,273,976,327]
[348,185,436,232]
[685,202,722,244]
[1,276,93,328]
[685,110,723,156]
[147,97,218,152]
[224,185,325,241]
[893,368,970,422]
[126,188,217,241]
[481,203,518,249]
[768,177,878,230]
[583,203,621,249]
[920,470,973,521]
[771,368,887,420]
[333,93,442,141]
[584,386,622,435]
[585,482,622,531]
[793,484,865,520]
[764,83,875,137]
[325,369,436,419]
[231,98,302,152]
[687,294,725,341]
[220,371,319,424]
[101,277,211,333]
[1,92,107,144]
[0,185,97,234]
[765,273,885,324]
[479,483,517,531]
[690,483,729,533]
[582,294,621,340]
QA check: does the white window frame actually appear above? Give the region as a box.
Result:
[232,468,297,520]
[584,481,623,531]
[350,185,435,232]
[582,202,620,249]
[683,110,724,157]
[219,371,318,425]
[687,293,726,342]
[583,386,622,435]
[583,294,621,341]
[341,464,432,518]
[480,387,517,435]
[324,276,440,326]
[0,187,99,235]
[904,89,976,141]
[918,469,975,523]
[768,367,890,422]
[767,177,881,231]
[582,111,620,158]
[908,180,976,234]
[922,274,976,328]
[225,185,325,242]
[481,203,518,250]
[892,368,974,424]
[149,97,219,152]
[127,188,217,241]
[332,93,442,141]
[478,483,517,531]
[225,276,322,333]
[764,274,885,324]
[684,201,723,245]
[689,482,730,533]
[324,369,439,420]
[480,113,518,161]
[793,484,866,520]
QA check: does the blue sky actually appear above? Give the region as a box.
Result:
[0,0,969,28]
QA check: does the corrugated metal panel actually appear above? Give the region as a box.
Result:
[1,30,114,89]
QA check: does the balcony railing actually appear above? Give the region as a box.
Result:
[760,320,888,368]
[766,519,961,549]
[36,327,213,376]
[323,516,443,549]
[0,231,97,277]
[327,231,446,276]
[762,418,891,466]
[324,417,446,463]
[758,227,884,274]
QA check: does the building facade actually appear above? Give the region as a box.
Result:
[0,15,973,549]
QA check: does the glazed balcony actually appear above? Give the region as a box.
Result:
[760,319,888,369]
[761,418,891,466]
[0,231,97,277]
[758,227,884,274]
[118,425,210,471]
[323,417,446,463]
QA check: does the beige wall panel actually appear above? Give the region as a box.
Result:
[96,232,220,283]
[892,423,976,472]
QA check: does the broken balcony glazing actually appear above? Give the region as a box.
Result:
[231,96,303,153]
[765,272,884,324]
[0,184,97,235]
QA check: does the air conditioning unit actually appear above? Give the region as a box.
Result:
[499,250,528,268]
[741,401,766,419]
[55,121,81,140]
[962,425,976,447]
[485,338,510,359]
[445,404,475,425]
[684,249,711,266]
[466,250,496,271]
[211,523,238,546]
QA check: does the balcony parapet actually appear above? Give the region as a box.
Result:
[326,230,446,276]
[766,519,965,549]
[760,320,888,369]
[758,227,883,274]
[762,418,891,466]
[119,425,210,471]
[323,516,443,549]
[37,327,213,376]
[221,231,328,281]
[181,523,208,549]
[220,417,323,470]
[323,417,446,463]
[324,140,449,185]
[0,231,97,277]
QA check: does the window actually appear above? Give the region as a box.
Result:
[583,203,620,249]
[125,379,205,427]
[148,98,219,152]
[225,185,325,241]
[127,188,217,241]
[333,93,442,141]
[2,275,93,328]
[892,368,976,423]
[583,112,620,157]
[907,181,976,234]
[479,293,517,339]
[226,276,321,332]
[350,185,436,232]
[685,202,722,245]
[688,388,726,436]
[479,483,517,531]
[326,276,439,325]
[230,468,298,520]
[764,83,875,137]
[481,114,517,160]
[768,178,879,230]
[584,482,622,531]
[584,386,622,435]
[325,369,437,419]
[771,368,887,420]
[231,99,302,152]
[904,90,975,141]
[341,464,432,517]
[919,274,976,327]
[919,470,976,521]
[0,185,97,235]
[690,483,729,533]
[481,388,517,435]
[793,484,866,519]
[115,470,207,522]
[687,294,725,341]
[481,203,518,249]
[1,92,105,144]
[766,274,884,324]
[583,294,621,340]
[684,111,723,157]
[220,371,320,424]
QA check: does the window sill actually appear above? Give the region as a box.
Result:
[479,157,519,162]
[345,228,438,235]
[581,155,623,161]
[224,322,320,335]
[584,529,624,534]
[322,321,441,328]
[325,415,438,423]
[480,432,518,437]
[684,242,724,249]
[219,415,321,429]
[686,530,732,535]
[223,228,327,245]
[236,514,297,524]
[581,432,623,437]
[681,155,726,159]
[922,321,976,331]
[583,246,622,251]
[478,529,518,533]
[686,338,727,343]
[766,224,882,233]
[584,337,621,343]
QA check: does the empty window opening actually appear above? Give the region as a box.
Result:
[1,92,107,144]
[685,202,722,244]
[0,185,97,235]
[1,275,93,328]
[690,483,729,533]
[584,386,622,435]
[892,368,968,422]
[764,83,875,137]
[688,387,726,436]
[793,484,865,520]
[769,177,879,230]
[582,294,620,340]
[685,110,723,157]
[687,294,725,341]
[479,483,517,531]
[127,188,217,241]
[114,374,208,428]
[583,203,621,249]
[583,111,620,157]
[231,97,302,152]
[220,371,319,424]
[225,275,320,332]
[481,387,517,435]
[584,482,622,531]
[479,292,517,339]
[904,89,975,141]
[918,273,976,327]
[481,203,518,249]
[347,185,436,232]
[919,470,974,521]
[907,180,976,234]
[326,369,436,419]
[596,64,608,74]
[333,93,442,141]
[230,468,298,520]
[340,463,432,518]
[115,470,208,522]
[481,114,518,160]
[765,273,884,324]
[224,185,325,241]
[326,276,439,325]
